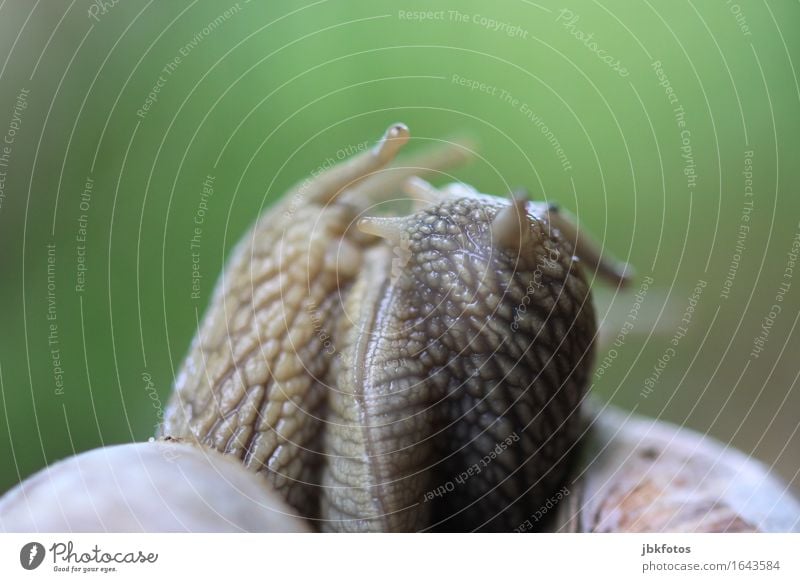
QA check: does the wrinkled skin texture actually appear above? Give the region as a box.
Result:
[322,196,594,531]
[160,125,800,533]
[163,199,356,520]
[161,125,597,531]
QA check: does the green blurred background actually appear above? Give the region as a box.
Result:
[0,0,798,494]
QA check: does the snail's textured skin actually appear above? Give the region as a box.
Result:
[159,124,800,533]
[161,125,597,531]
[163,197,351,520]
[2,124,794,534]
[324,196,594,531]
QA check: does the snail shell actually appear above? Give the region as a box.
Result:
[160,124,630,531]
[554,405,800,533]
[0,441,308,532]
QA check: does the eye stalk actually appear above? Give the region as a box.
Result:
[356,215,406,245]
[544,203,634,289]
[490,190,540,269]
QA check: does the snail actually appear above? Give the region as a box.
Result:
[158,122,628,532]
[155,123,798,532]
[1,124,797,533]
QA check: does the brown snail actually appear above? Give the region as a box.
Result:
[2,124,797,533]
[159,123,626,531]
[155,123,798,532]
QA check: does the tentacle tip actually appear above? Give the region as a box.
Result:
[593,259,635,289]
[617,264,636,289]
[374,123,411,162]
[387,122,409,140]
[491,194,535,252]
[357,216,375,233]
[510,187,530,203]
[507,189,532,218]
[382,123,410,147]
[357,216,406,244]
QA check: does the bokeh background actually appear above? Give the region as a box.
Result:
[0,0,798,496]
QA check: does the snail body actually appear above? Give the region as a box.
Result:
[161,124,627,531]
[1,125,797,534]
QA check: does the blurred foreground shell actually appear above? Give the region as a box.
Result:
[555,405,800,533]
[0,441,308,532]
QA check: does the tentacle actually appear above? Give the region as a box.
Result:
[356,216,407,245]
[546,205,633,288]
[301,123,410,204]
[338,138,474,210]
[491,191,536,254]
[403,177,446,211]
[440,181,481,199]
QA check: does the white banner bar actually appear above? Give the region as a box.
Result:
[1,533,797,581]
[0,534,800,582]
